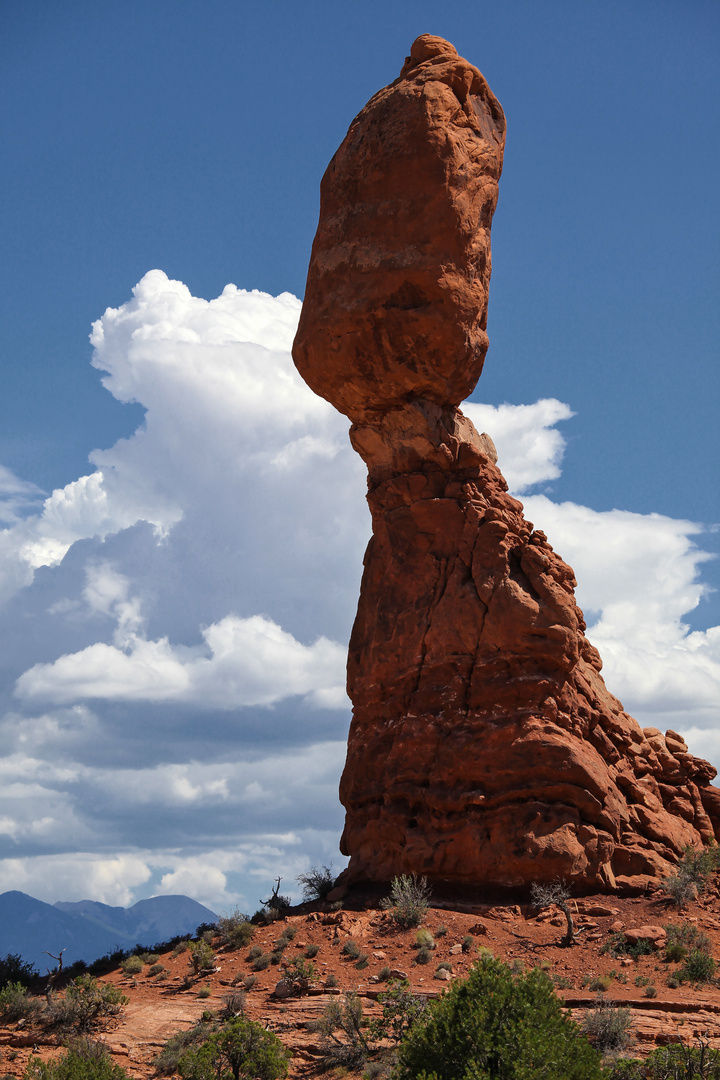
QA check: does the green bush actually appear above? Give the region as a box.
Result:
[394,954,603,1080]
[148,964,164,977]
[0,981,41,1022]
[47,976,128,1033]
[601,933,626,959]
[415,929,434,949]
[120,956,143,976]
[177,1017,289,1080]
[25,1039,130,1080]
[215,909,253,950]
[414,946,432,965]
[0,953,38,989]
[662,843,720,907]
[257,906,284,923]
[580,996,633,1054]
[296,865,335,901]
[314,981,426,1070]
[313,992,370,1069]
[188,940,215,975]
[220,989,246,1018]
[380,875,430,929]
[304,944,319,959]
[225,922,253,948]
[283,957,316,983]
[342,940,361,959]
[153,1021,217,1075]
[678,949,716,984]
[252,953,271,972]
[87,950,126,977]
[664,921,711,961]
[601,933,655,961]
[603,1040,720,1079]
[371,980,426,1045]
[461,934,474,954]
[664,869,699,908]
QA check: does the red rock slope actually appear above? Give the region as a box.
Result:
[293,34,720,895]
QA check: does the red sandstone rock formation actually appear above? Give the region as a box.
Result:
[293,34,720,894]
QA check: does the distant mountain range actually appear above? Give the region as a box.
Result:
[0,891,218,971]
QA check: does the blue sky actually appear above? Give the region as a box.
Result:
[0,1,718,913]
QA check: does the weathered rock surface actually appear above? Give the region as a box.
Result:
[293,34,720,894]
[294,33,505,422]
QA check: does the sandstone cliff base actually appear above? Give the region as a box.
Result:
[293,35,720,896]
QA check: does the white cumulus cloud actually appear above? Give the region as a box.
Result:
[463,398,574,492]
[16,613,347,709]
[523,495,720,738]
[0,853,152,908]
[0,465,45,526]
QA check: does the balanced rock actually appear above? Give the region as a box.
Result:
[293,35,720,894]
[294,33,505,422]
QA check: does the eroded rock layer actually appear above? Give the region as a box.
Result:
[293,35,720,894]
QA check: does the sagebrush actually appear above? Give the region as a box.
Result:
[25,1039,130,1080]
[215,909,254,950]
[661,843,720,907]
[581,995,633,1054]
[380,874,430,929]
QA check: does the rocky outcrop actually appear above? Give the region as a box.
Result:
[293,35,720,895]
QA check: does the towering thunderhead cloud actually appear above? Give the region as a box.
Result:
[294,35,720,895]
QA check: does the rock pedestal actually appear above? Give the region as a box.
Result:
[293,35,720,894]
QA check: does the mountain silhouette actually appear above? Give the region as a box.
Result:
[0,891,217,970]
